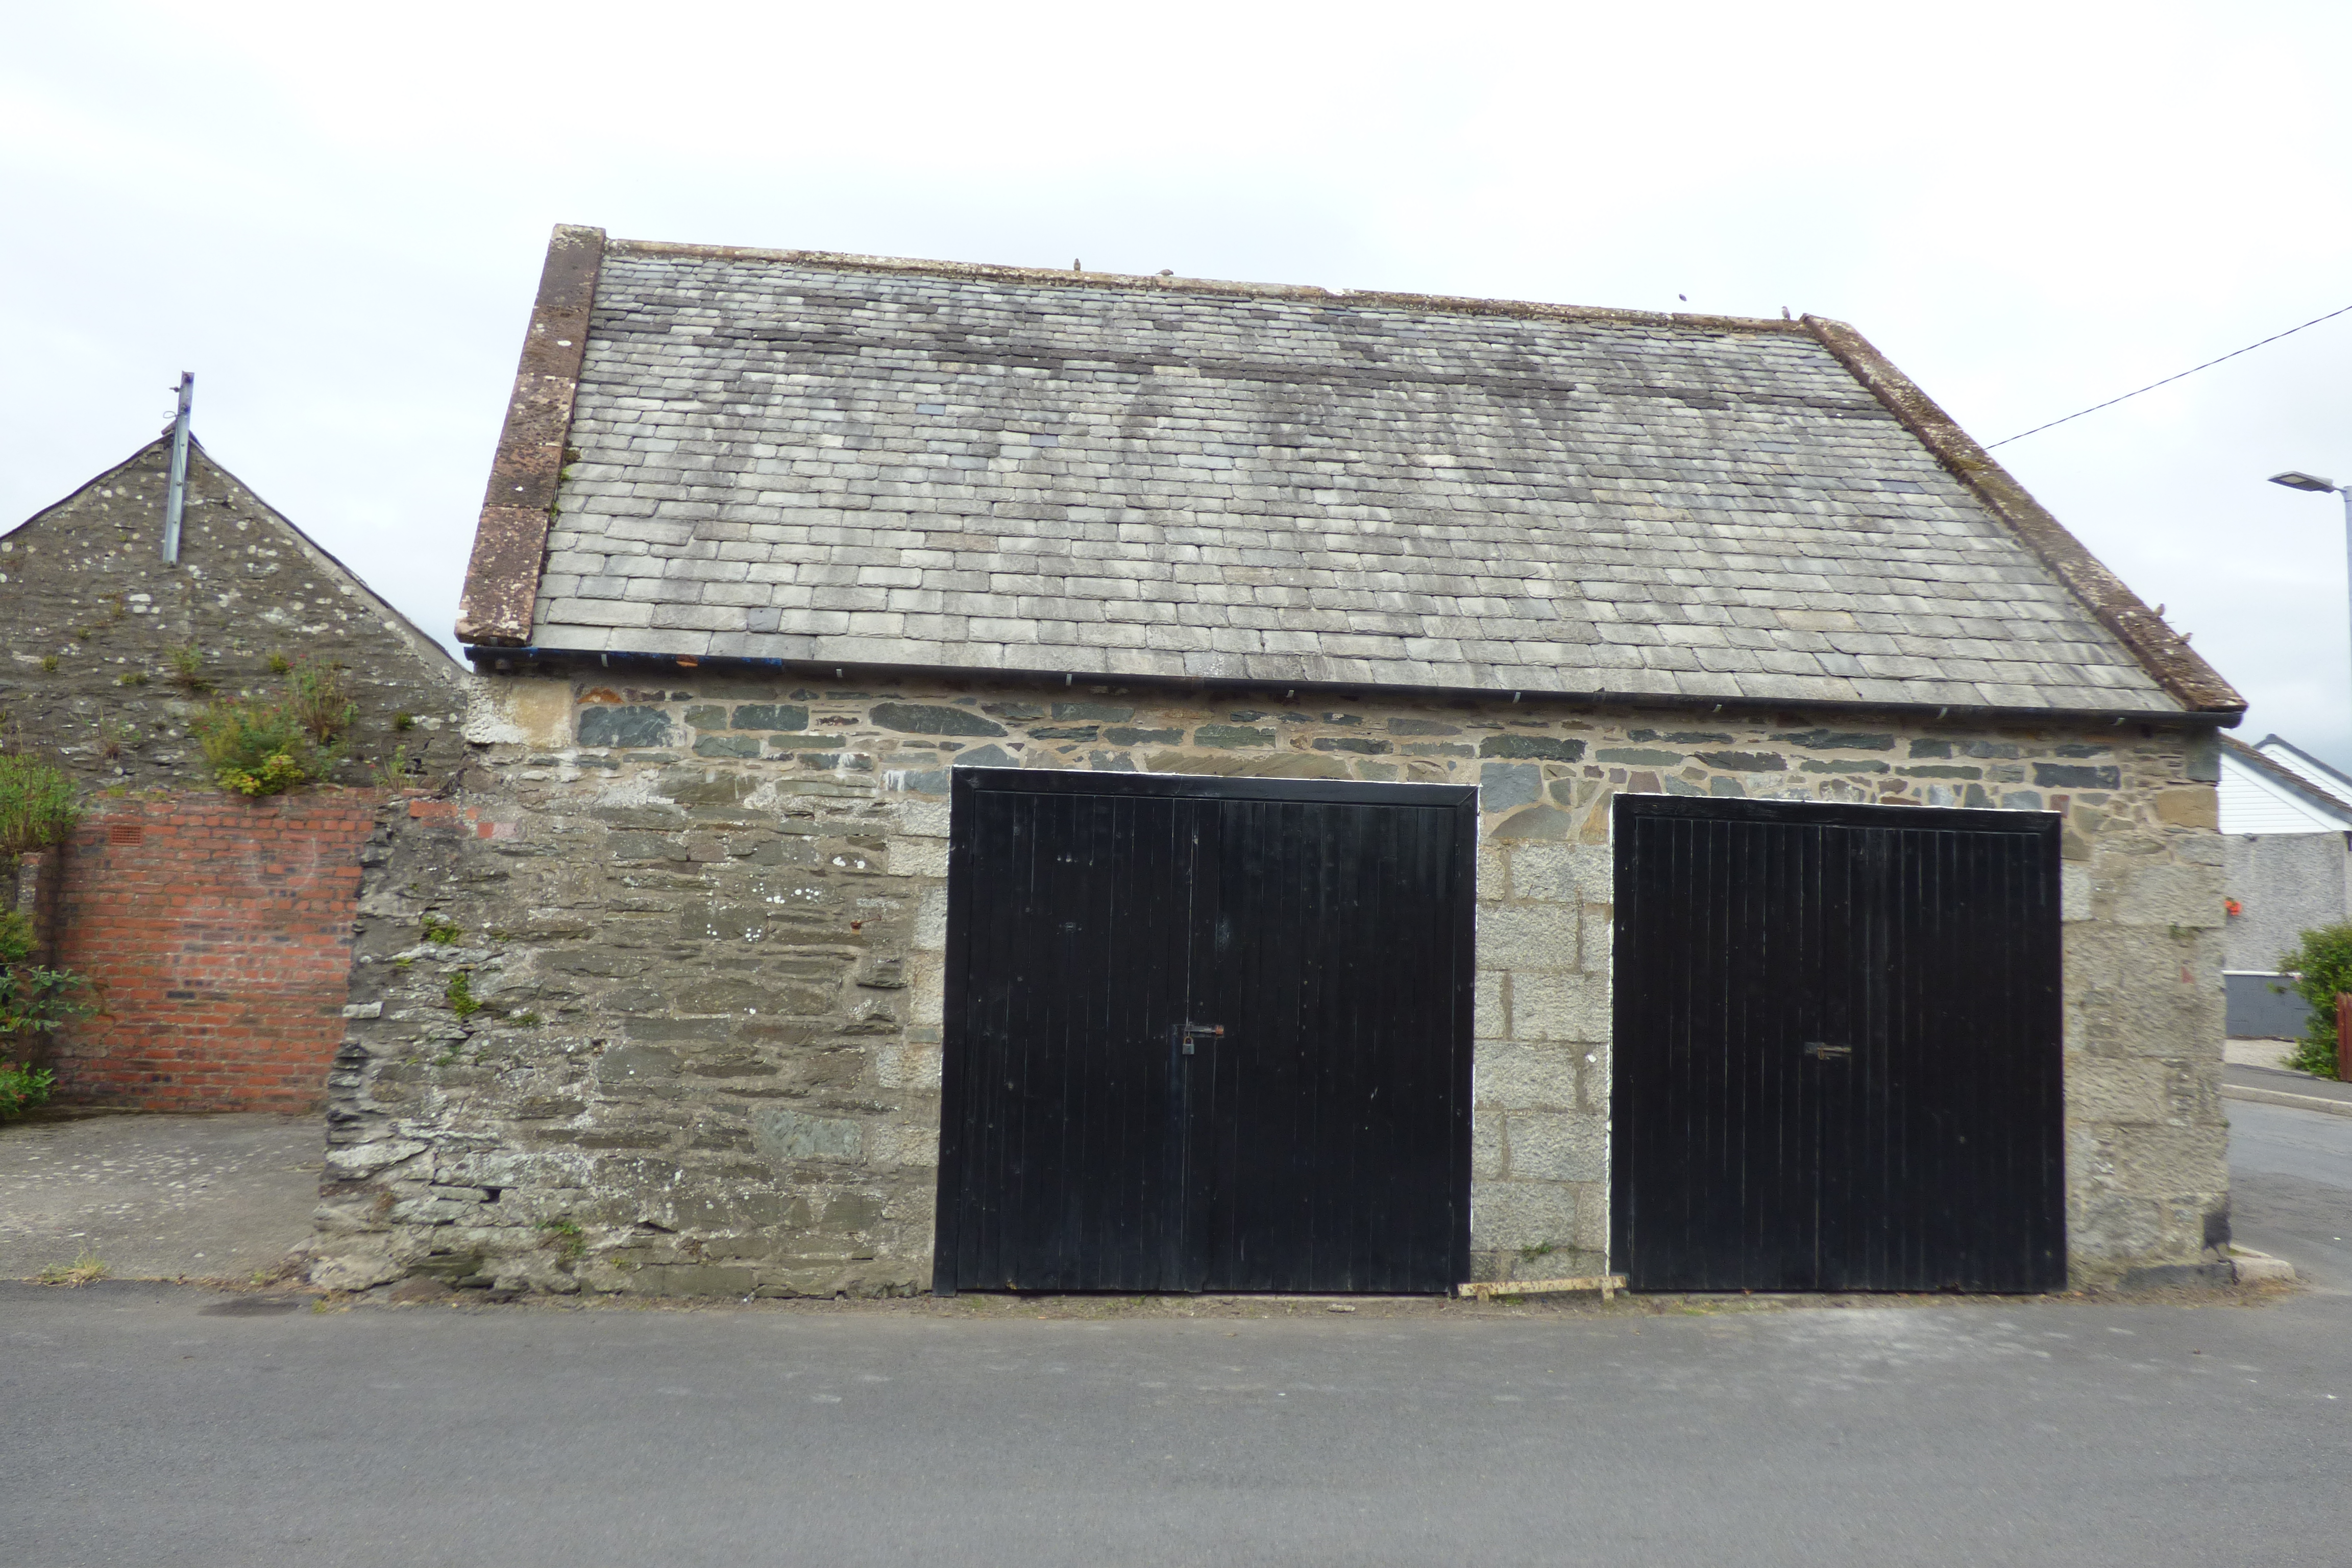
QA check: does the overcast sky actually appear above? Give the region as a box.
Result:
[8,2,2350,762]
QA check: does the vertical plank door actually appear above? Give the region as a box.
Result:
[1611,795,2064,1293]
[1183,792,1474,1293]
[935,771,1475,1294]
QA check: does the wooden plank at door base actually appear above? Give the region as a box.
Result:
[1457,1275,1628,1302]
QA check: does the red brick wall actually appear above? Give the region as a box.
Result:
[33,792,380,1112]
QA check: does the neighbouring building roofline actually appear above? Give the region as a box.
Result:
[11,432,468,685]
[2222,734,2352,822]
[1799,315,2244,719]
[2254,732,2352,797]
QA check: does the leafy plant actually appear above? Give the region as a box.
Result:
[38,655,58,674]
[538,1218,587,1264]
[2277,922,2352,1080]
[420,913,462,946]
[369,745,410,789]
[0,910,94,1038]
[116,671,146,687]
[265,652,291,675]
[392,712,415,732]
[0,754,79,858]
[446,969,481,1017]
[189,660,354,796]
[191,699,324,796]
[0,1059,56,1119]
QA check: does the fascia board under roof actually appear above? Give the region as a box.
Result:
[468,643,2232,731]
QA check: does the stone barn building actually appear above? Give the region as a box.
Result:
[2,426,467,1110]
[309,226,2243,1295]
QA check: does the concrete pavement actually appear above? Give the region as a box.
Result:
[0,1112,318,1282]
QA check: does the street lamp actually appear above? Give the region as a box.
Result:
[2269,470,2352,731]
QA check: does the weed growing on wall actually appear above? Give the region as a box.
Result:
[164,642,208,693]
[2277,923,2352,1080]
[446,969,482,1017]
[537,1218,587,1264]
[190,660,354,796]
[420,913,462,945]
[192,700,320,795]
[287,662,356,747]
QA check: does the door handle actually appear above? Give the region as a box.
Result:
[1179,1022,1227,1056]
[1802,1041,1852,1060]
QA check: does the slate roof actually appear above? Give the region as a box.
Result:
[462,228,2243,718]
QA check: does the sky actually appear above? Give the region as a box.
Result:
[6,1,2350,762]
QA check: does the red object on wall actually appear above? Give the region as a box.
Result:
[31,793,379,1113]
[2338,993,2351,1084]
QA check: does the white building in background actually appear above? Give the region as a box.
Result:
[2219,735,2352,1039]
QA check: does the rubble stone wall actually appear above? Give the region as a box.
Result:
[0,438,467,788]
[306,667,2227,1294]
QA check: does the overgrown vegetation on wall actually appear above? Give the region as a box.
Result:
[0,752,79,858]
[191,660,356,796]
[0,752,87,1116]
[2277,923,2352,1080]
[0,908,87,1120]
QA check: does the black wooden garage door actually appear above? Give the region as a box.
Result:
[934,770,1476,1294]
[1611,795,2064,1293]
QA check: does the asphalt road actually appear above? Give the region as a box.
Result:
[4,1106,2348,1568]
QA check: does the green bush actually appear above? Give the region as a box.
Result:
[0,754,79,858]
[0,909,93,1040]
[190,661,355,796]
[191,698,323,795]
[2276,922,2352,1080]
[0,1060,55,1120]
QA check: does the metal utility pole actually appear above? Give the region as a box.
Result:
[161,372,193,565]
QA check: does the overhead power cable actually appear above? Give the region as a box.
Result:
[1984,301,2352,449]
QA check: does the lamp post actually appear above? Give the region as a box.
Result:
[2269,469,2352,735]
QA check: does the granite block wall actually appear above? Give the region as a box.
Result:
[304,668,2227,1294]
